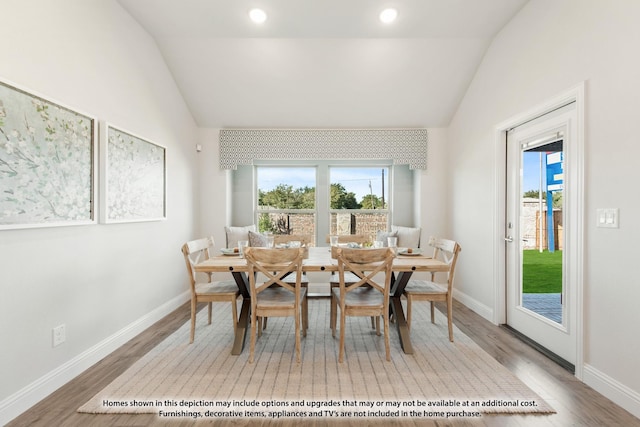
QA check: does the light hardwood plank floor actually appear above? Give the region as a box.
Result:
[7,300,640,426]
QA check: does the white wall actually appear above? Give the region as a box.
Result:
[448,0,640,416]
[416,128,449,239]
[0,0,199,422]
[198,128,229,248]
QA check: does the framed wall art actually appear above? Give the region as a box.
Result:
[100,123,166,223]
[0,78,97,230]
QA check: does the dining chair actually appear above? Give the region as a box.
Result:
[259,234,311,332]
[327,234,371,286]
[331,247,395,362]
[181,236,240,344]
[327,234,371,288]
[243,247,308,363]
[403,237,462,342]
[328,239,379,331]
[325,234,370,245]
[273,234,313,246]
[271,234,311,284]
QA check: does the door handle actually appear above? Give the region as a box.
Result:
[504,236,514,243]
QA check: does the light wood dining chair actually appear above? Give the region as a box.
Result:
[327,234,371,285]
[260,234,311,332]
[271,233,312,284]
[328,239,379,331]
[273,234,313,246]
[331,247,395,362]
[181,236,240,344]
[325,234,370,245]
[244,247,308,363]
[404,237,461,342]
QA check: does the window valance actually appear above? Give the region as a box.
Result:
[219,128,428,170]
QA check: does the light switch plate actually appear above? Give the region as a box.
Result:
[597,208,619,228]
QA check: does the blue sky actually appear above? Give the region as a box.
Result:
[257,167,316,190]
[258,162,547,197]
[331,167,388,201]
[523,152,544,192]
[257,167,388,202]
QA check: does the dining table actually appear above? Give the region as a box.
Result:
[194,246,451,356]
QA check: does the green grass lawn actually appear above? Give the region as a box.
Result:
[522,250,562,293]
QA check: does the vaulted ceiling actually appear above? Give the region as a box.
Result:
[117,0,528,128]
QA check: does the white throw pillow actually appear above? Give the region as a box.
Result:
[391,225,422,248]
[375,230,398,247]
[225,224,256,248]
[248,230,268,247]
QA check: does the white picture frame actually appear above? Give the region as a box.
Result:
[100,122,166,223]
[0,78,97,230]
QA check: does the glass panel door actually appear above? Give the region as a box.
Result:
[505,103,577,365]
[521,145,564,324]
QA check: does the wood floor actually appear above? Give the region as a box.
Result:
[8,300,639,427]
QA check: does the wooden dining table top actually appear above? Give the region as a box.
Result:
[194,246,450,274]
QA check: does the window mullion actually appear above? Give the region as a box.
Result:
[316,163,329,246]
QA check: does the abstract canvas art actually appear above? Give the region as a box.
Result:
[0,80,96,229]
[102,124,166,223]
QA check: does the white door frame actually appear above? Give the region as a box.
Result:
[493,82,585,380]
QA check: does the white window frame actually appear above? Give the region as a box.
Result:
[254,160,398,245]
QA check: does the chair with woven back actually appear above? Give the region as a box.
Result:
[181,236,240,344]
[243,247,308,363]
[403,236,462,342]
[330,247,395,362]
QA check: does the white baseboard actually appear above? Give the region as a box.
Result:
[583,364,640,420]
[455,292,640,420]
[453,288,494,323]
[0,291,190,426]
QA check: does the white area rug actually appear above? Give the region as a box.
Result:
[78,298,554,421]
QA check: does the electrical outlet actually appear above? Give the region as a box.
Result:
[52,324,66,347]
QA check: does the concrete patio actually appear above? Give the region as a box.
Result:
[522,293,562,323]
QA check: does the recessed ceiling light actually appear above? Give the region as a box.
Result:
[379,8,398,24]
[249,8,267,24]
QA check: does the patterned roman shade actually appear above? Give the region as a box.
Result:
[219,128,428,170]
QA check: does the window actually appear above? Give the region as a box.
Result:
[222,128,425,243]
[329,167,389,242]
[251,162,399,245]
[256,167,317,238]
